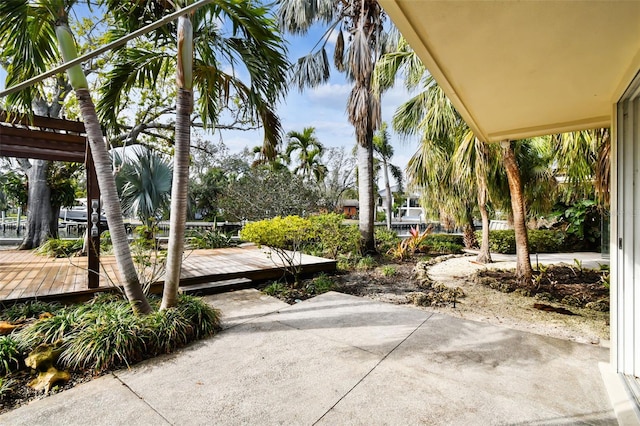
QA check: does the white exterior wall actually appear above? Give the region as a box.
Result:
[613,72,640,376]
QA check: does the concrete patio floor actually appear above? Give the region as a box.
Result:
[0,289,616,425]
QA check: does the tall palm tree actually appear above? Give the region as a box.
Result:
[374,40,495,259]
[0,0,152,313]
[502,140,533,284]
[102,1,289,309]
[285,127,327,182]
[278,0,392,253]
[373,122,402,229]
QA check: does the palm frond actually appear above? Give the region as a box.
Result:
[291,50,330,91]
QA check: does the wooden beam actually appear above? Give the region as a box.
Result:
[0,111,86,133]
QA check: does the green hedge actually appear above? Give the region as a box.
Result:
[240,214,360,259]
[474,229,567,254]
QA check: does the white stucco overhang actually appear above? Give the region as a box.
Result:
[377,0,640,142]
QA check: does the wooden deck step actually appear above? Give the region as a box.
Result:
[179,278,254,296]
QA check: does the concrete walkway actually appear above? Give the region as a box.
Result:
[0,290,616,425]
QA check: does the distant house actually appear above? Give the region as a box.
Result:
[377,185,424,222]
[340,199,359,219]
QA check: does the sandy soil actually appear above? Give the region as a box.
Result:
[335,254,609,347]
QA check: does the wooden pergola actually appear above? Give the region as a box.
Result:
[0,111,101,288]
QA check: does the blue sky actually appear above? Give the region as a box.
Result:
[0,15,420,178]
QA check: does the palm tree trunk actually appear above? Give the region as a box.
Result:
[162,15,193,310]
[161,89,192,309]
[357,143,376,254]
[501,141,533,285]
[383,158,392,230]
[476,164,492,263]
[76,89,152,314]
[463,210,477,249]
[476,185,493,263]
[56,18,151,313]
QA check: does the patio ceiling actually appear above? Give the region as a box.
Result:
[378,0,640,142]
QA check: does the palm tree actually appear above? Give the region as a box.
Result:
[373,122,402,229]
[102,1,289,309]
[278,0,392,254]
[114,146,172,225]
[285,127,327,182]
[373,40,494,258]
[0,0,152,313]
[501,140,533,284]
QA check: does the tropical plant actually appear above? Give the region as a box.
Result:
[13,294,220,373]
[278,0,394,254]
[285,127,327,182]
[99,1,289,309]
[501,140,533,284]
[0,0,72,250]
[373,37,496,260]
[387,225,431,260]
[36,237,84,258]
[373,122,403,230]
[0,0,152,312]
[114,146,172,224]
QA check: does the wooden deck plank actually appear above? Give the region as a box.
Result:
[0,246,336,303]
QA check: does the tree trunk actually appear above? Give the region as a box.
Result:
[501,141,533,285]
[162,88,192,309]
[476,174,492,263]
[357,143,376,254]
[462,210,477,249]
[383,158,392,230]
[76,88,152,314]
[162,14,193,310]
[19,160,55,249]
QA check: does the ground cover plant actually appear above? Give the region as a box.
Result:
[0,294,220,413]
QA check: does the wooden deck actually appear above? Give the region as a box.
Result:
[0,246,336,304]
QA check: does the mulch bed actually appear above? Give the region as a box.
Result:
[472,265,609,311]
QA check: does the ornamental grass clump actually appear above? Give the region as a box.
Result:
[0,301,63,322]
[0,336,21,375]
[10,294,221,374]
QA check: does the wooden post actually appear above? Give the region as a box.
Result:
[86,145,100,289]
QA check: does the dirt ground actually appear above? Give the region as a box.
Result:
[334,254,610,346]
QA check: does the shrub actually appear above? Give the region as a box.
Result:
[241,216,314,285]
[241,216,313,250]
[375,227,401,254]
[528,229,566,253]
[309,213,360,259]
[187,229,235,249]
[474,229,568,254]
[421,234,464,254]
[423,240,464,255]
[36,238,84,258]
[100,231,113,253]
